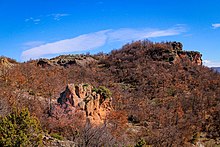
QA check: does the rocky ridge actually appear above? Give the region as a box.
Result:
[37,55,97,68]
[35,42,202,68]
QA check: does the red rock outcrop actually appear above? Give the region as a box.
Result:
[51,84,112,125]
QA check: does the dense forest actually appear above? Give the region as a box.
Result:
[0,40,220,146]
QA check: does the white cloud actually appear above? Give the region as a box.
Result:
[21,26,185,61]
[203,60,220,67]
[25,17,41,24]
[50,13,70,21]
[212,23,220,29]
[21,30,109,61]
[107,26,185,42]
[25,13,69,24]
[23,41,45,48]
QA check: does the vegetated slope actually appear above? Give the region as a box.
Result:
[101,41,220,146]
[0,40,220,146]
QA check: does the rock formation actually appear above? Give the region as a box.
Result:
[171,41,202,65]
[37,59,53,67]
[175,50,202,65]
[0,57,16,68]
[171,41,183,50]
[37,55,97,68]
[51,84,112,125]
[0,57,17,77]
[146,41,202,65]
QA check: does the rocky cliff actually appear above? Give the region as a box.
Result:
[171,42,202,65]
[50,84,112,125]
[146,42,202,65]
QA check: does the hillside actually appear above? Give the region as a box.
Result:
[0,40,220,146]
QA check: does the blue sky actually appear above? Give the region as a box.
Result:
[0,0,220,67]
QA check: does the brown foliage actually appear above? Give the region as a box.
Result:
[0,40,220,146]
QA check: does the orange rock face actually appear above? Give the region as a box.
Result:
[52,83,112,125]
